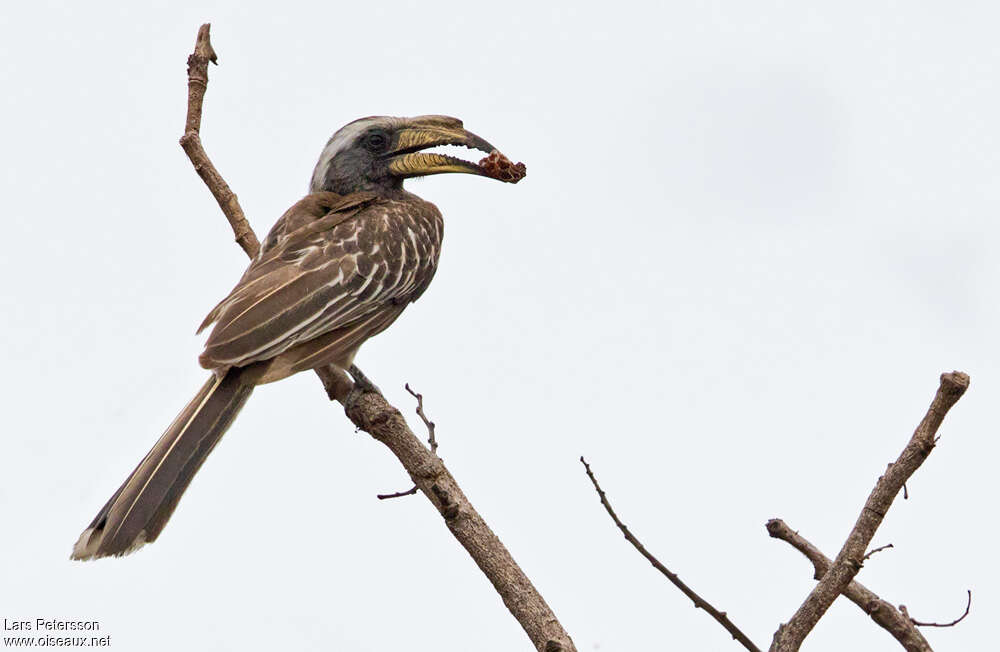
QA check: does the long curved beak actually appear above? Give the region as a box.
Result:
[386,116,524,183]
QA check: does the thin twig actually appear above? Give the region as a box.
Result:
[376,384,438,500]
[179,24,576,652]
[581,457,761,652]
[903,590,972,628]
[767,519,932,652]
[376,486,419,500]
[863,543,894,561]
[770,371,969,652]
[405,383,437,453]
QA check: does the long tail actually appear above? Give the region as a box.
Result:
[72,369,254,560]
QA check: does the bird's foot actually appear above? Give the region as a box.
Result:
[348,365,382,395]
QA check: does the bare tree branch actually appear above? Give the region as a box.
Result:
[902,591,972,628]
[769,371,969,652]
[179,24,576,652]
[178,24,258,258]
[766,519,932,652]
[581,457,762,652]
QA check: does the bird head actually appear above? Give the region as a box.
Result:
[310,115,524,195]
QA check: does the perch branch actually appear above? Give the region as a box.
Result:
[581,457,762,652]
[179,24,576,652]
[769,371,969,652]
[766,519,932,652]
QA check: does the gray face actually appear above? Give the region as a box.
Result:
[309,115,514,196]
[310,117,404,195]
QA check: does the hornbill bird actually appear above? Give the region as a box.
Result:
[72,115,524,560]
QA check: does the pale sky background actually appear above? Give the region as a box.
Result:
[2,2,998,650]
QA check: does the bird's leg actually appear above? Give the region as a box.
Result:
[315,366,354,403]
[348,364,383,395]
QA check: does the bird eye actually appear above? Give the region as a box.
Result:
[364,132,389,152]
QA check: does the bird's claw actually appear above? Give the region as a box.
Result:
[348,365,382,395]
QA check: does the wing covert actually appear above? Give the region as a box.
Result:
[197,192,441,371]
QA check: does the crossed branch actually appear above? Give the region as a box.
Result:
[583,373,970,651]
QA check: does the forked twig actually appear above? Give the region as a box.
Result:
[377,384,438,500]
[405,383,437,453]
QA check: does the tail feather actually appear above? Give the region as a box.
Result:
[72,369,253,560]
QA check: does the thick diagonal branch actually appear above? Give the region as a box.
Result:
[769,372,969,652]
[349,389,575,651]
[179,23,575,652]
[766,519,932,652]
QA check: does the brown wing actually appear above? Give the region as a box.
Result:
[197,191,376,333]
[197,191,442,374]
